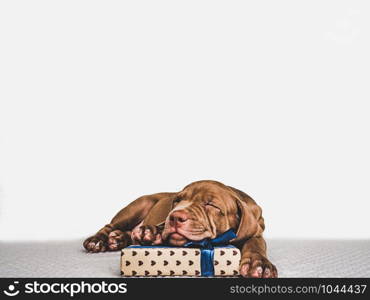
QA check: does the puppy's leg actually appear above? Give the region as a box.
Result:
[83,194,161,252]
[239,237,278,278]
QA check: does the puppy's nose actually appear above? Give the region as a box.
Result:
[169,210,189,226]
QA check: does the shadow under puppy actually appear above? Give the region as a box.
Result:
[83,180,277,278]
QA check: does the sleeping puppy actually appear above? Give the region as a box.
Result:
[83,180,277,278]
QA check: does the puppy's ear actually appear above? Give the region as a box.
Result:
[142,193,178,226]
[171,195,182,209]
[229,189,265,243]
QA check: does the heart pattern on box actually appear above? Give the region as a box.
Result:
[121,247,240,277]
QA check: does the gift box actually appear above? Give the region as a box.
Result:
[120,229,241,277]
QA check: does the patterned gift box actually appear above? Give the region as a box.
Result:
[120,245,241,277]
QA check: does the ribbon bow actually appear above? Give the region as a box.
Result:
[184,229,237,276]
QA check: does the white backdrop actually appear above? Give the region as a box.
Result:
[0,1,369,241]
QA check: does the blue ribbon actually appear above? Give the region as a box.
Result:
[184,229,237,277]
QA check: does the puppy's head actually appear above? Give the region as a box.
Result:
[161,180,262,246]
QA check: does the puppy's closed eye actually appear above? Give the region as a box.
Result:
[205,202,218,208]
[205,202,224,215]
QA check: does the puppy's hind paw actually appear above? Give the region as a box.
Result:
[83,235,108,253]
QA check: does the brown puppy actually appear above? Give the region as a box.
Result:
[83,180,277,278]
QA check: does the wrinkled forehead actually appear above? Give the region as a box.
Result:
[180,185,222,199]
[179,184,238,210]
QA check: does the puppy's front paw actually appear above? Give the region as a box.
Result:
[83,235,108,253]
[239,254,278,278]
[131,225,163,245]
[108,230,129,251]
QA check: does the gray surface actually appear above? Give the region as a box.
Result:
[0,239,369,277]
